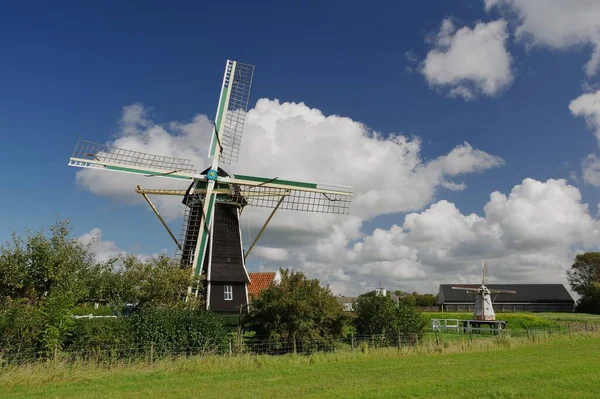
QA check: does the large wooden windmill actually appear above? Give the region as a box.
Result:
[68,59,353,312]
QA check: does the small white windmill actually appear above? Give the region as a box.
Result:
[451,261,516,321]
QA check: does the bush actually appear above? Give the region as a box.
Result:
[128,308,228,356]
[0,299,44,353]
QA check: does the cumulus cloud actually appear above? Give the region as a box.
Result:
[421,18,514,99]
[75,103,214,220]
[78,228,126,262]
[251,246,290,262]
[582,154,600,187]
[486,0,600,77]
[78,227,166,264]
[258,178,600,296]
[75,99,503,243]
[569,90,600,142]
[569,90,600,187]
[72,99,512,294]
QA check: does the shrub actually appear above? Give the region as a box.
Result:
[128,308,228,356]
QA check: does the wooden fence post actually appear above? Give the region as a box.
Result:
[351,334,354,351]
[150,343,154,363]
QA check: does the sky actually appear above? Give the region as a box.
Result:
[2,0,600,296]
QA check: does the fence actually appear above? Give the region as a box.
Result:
[1,326,590,367]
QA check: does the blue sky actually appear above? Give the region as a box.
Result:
[2,0,600,294]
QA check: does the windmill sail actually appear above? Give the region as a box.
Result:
[228,174,353,214]
[68,140,197,180]
[208,60,255,166]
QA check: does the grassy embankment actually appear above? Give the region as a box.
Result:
[1,331,599,398]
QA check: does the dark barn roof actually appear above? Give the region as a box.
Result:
[438,284,574,304]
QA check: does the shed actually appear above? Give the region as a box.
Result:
[437,284,574,312]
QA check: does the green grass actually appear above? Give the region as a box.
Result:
[421,312,562,330]
[537,312,600,325]
[1,333,598,398]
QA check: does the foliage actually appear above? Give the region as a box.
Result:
[128,308,227,355]
[567,252,600,314]
[116,254,202,310]
[67,318,132,351]
[354,292,426,342]
[0,219,102,306]
[395,291,438,306]
[244,268,347,353]
[0,299,44,353]
[0,219,206,355]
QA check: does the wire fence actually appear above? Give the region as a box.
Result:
[1,325,594,367]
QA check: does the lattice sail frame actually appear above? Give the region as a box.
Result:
[69,139,197,178]
[208,60,255,166]
[230,184,352,214]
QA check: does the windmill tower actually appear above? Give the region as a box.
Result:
[67,59,353,313]
[451,261,516,321]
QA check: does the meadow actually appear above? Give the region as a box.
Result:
[1,331,598,398]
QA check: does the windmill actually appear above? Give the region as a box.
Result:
[68,59,353,312]
[451,261,516,321]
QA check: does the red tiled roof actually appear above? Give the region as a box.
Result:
[248,272,277,298]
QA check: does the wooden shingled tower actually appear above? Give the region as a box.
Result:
[67,59,354,312]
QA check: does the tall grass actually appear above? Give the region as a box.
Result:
[1,330,597,388]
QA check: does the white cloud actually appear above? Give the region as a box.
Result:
[78,227,165,264]
[259,178,599,296]
[74,100,503,246]
[486,0,600,77]
[71,98,515,297]
[582,154,600,187]
[569,90,600,187]
[421,18,514,99]
[569,90,600,142]
[251,246,289,262]
[78,228,126,263]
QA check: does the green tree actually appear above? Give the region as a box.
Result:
[244,268,346,353]
[0,219,204,353]
[567,252,600,314]
[354,293,398,336]
[354,292,426,342]
[394,290,438,307]
[117,254,202,310]
[0,219,102,305]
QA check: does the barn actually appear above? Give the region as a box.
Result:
[437,284,575,313]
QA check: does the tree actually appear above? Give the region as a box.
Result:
[117,254,202,310]
[567,252,600,314]
[354,293,398,336]
[394,290,438,307]
[354,292,426,342]
[0,219,106,351]
[0,219,102,305]
[244,268,346,353]
[0,219,204,352]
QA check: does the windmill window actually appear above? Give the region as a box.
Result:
[224,285,233,301]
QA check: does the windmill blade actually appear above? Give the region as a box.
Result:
[68,140,197,181]
[189,181,218,278]
[220,174,353,215]
[451,286,479,293]
[208,60,255,166]
[489,289,517,294]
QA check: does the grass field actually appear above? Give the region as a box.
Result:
[2,333,598,398]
